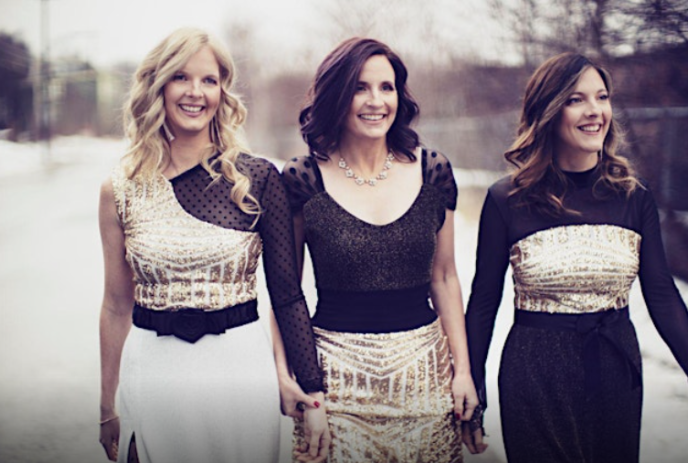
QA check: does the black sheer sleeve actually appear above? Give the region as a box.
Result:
[255,160,324,392]
[281,156,323,213]
[636,186,688,376]
[170,156,324,391]
[465,187,511,409]
[423,149,458,211]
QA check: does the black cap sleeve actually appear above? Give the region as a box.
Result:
[422,149,458,211]
[281,156,323,212]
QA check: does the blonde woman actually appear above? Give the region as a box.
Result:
[97,28,326,463]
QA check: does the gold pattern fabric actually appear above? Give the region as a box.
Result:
[111,167,262,310]
[294,319,462,463]
[510,224,641,314]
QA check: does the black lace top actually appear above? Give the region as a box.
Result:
[466,167,688,408]
[170,153,324,392]
[282,148,458,333]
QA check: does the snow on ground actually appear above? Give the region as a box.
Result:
[0,137,128,179]
[1,136,687,463]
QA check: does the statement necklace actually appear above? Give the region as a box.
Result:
[338,151,395,186]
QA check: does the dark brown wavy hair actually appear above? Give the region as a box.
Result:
[299,37,420,162]
[506,52,640,217]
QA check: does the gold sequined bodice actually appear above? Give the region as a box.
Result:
[111,168,262,311]
[510,224,641,314]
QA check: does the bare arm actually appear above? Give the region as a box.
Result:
[428,211,482,429]
[98,178,134,461]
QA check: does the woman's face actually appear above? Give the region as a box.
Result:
[343,55,398,144]
[554,67,612,167]
[163,45,222,140]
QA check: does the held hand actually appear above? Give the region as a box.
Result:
[278,374,322,418]
[450,372,479,422]
[462,421,489,454]
[294,392,330,463]
[99,416,120,461]
[451,373,488,454]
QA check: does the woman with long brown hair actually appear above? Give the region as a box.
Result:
[463,52,688,462]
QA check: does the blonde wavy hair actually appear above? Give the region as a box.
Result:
[121,27,260,218]
[506,52,641,217]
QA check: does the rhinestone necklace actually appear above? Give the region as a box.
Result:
[338,151,395,186]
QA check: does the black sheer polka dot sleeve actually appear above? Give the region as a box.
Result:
[253,159,325,393]
[423,149,458,211]
[281,156,323,213]
[170,154,324,393]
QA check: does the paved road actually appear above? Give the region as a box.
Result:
[1,138,686,463]
[0,143,115,463]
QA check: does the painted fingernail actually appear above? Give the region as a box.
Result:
[314,401,321,408]
[455,412,462,420]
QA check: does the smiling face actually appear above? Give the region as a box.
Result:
[554,66,612,170]
[163,45,221,141]
[343,55,398,144]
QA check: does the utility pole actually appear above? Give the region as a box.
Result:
[39,0,51,164]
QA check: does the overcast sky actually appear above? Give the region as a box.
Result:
[0,0,321,65]
[0,0,511,68]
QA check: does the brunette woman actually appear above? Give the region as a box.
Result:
[463,52,688,463]
[278,37,480,463]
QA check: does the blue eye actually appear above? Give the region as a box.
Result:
[172,74,186,81]
[566,97,582,105]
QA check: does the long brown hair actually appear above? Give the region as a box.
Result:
[506,52,640,217]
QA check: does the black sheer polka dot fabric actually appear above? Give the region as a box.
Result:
[422,149,458,212]
[170,154,324,392]
[284,148,457,215]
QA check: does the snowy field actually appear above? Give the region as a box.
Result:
[0,136,687,463]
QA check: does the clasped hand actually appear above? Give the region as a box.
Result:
[279,375,330,462]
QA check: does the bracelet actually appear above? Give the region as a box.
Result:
[99,415,119,425]
[467,404,485,434]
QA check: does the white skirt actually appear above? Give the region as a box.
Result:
[117,320,280,463]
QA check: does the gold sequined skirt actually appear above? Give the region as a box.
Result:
[294,318,462,463]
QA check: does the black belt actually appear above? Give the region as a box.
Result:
[514,307,641,395]
[314,284,436,333]
[132,300,259,344]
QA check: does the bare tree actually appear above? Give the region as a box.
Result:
[0,33,32,139]
[614,0,688,49]
[487,0,688,63]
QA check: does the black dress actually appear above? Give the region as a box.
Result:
[465,167,688,463]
